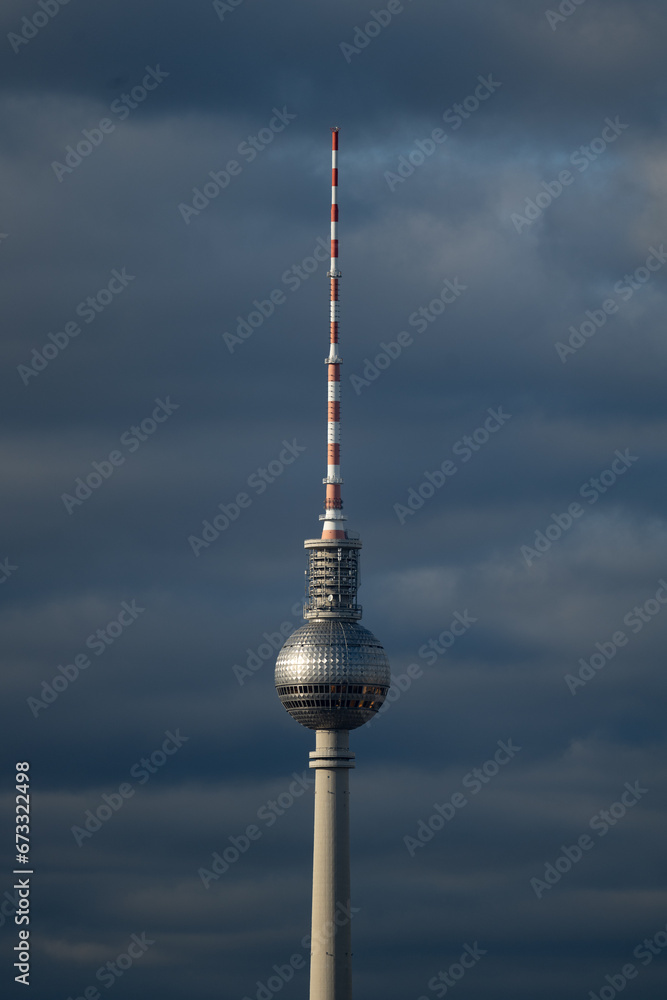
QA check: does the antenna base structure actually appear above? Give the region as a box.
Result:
[303,536,362,620]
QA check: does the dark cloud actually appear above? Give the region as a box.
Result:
[2,0,667,997]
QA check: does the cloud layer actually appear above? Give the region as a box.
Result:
[2,1,667,998]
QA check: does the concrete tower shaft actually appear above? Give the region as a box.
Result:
[308,731,354,1000]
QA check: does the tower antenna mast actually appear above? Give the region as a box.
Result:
[322,126,345,541]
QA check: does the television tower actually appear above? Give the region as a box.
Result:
[275,128,391,1000]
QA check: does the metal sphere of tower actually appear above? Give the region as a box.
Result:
[276,619,390,730]
[274,128,390,1000]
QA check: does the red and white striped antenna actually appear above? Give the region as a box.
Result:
[321,126,346,541]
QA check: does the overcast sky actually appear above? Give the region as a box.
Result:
[2,1,667,998]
